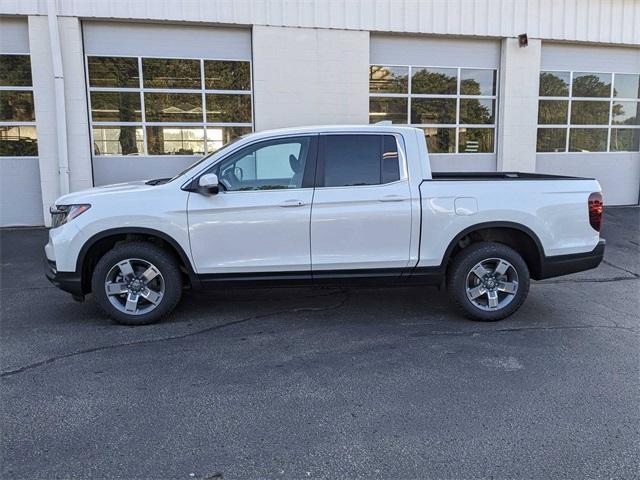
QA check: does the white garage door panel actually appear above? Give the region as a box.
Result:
[536,153,640,206]
[539,42,640,206]
[430,154,496,172]
[541,43,640,73]
[371,34,500,171]
[370,34,500,68]
[83,22,251,186]
[0,158,44,226]
[1,18,43,226]
[0,17,29,53]
[83,22,251,59]
[92,156,197,187]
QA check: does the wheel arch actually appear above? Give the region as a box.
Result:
[76,227,199,294]
[442,221,545,280]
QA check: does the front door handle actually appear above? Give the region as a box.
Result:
[379,195,404,202]
[279,199,305,207]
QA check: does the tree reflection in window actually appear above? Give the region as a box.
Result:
[369,66,408,94]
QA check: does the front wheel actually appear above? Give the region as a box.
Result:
[447,242,530,322]
[91,242,182,325]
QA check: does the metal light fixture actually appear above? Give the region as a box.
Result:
[518,33,528,47]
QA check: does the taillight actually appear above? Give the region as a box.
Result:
[588,192,604,232]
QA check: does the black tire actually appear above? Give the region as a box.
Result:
[91,241,182,325]
[447,242,530,322]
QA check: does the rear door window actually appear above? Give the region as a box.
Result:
[319,134,401,187]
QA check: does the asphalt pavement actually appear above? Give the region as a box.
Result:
[1,207,638,479]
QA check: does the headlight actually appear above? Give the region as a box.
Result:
[50,204,91,228]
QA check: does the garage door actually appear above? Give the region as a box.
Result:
[0,17,44,226]
[82,22,253,186]
[536,43,640,205]
[370,34,501,172]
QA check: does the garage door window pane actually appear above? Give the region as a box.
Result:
[458,128,494,153]
[570,101,610,125]
[569,128,607,152]
[411,67,457,95]
[536,128,566,152]
[206,126,252,152]
[614,74,640,99]
[0,55,32,87]
[411,98,456,124]
[369,66,408,94]
[93,126,143,155]
[88,57,139,88]
[145,93,202,122]
[538,100,568,125]
[90,92,142,122]
[610,128,640,152]
[0,91,35,121]
[369,97,407,123]
[147,127,205,155]
[205,94,252,123]
[423,127,456,153]
[0,125,37,156]
[459,99,495,124]
[572,72,612,98]
[612,101,639,125]
[460,69,496,95]
[143,58,201,89]
[204,60,250,90]
[539,71,570,97]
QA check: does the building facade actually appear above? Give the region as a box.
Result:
[0,0,638,227]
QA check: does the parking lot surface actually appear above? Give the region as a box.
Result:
[1,207,638,479]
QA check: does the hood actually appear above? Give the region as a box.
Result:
[54,180,158,206]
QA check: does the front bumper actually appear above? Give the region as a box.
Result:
[44,255,83,297]
[538,239,606,280]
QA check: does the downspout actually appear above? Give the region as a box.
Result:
[47,0,70,196]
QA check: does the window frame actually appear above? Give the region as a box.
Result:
[369,64,499,155]
[0,53,37,158]
[315,132,408,189]
[85,53,254,157]
[537,70,640,154]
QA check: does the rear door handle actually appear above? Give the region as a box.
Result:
[279,199,305,207]
[379,195,404,202]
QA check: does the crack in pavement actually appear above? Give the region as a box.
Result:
[408,324,639,337]
[538,275,639,285]
[602,260,640,278]
[0,292,350,379]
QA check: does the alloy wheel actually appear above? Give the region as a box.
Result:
[104,258,165,316]
[465,257,519,311]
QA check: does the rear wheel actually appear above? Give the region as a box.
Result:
[447,242,530,321]
[91,242,182,325]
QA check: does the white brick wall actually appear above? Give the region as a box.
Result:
[28,15,58,225]
[252,26,369,130]
[59,16,92,192]
[497,38,542,173]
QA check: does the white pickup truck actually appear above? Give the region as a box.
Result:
[45,125,605,325]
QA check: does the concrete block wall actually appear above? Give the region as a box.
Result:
[59,16,92,193]
[496,37,541,173]
[252,26,369,130]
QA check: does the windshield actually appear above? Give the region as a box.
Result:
[169,135,248,181]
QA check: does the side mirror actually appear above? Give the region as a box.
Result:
[198,173,219,195]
